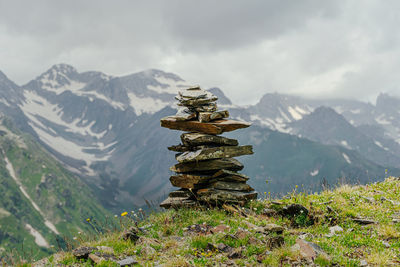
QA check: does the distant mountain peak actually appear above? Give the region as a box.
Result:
[376,92,400,111]
[39,64,77,80]
[49,63,77,74]
[141,69,185,82]
[0,70,19,91]
[258,92,302,106]
[0,70,7,80]
[306,106,348,124]
[207,87,232,105]
[313,106,340,115]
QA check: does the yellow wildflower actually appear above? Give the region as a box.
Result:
[121,211,128,217]
[86,218,90,222]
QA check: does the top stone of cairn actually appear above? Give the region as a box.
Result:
[178,86,210,99]
[160,86,250,134]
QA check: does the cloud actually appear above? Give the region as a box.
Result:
[0,0,400,104]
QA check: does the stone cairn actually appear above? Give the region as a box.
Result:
[160,86,257,209]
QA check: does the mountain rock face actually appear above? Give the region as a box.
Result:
[227,125,395,196]
[15,64,191,209]
[0,116,109,260]
[289,107,400,168]
[242,93,400,169]
[0,64,399,211]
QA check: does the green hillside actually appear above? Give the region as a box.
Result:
[0,116,110,261]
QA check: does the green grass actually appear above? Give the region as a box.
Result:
[18,177,400,266]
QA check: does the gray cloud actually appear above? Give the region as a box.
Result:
[1,0,400,104]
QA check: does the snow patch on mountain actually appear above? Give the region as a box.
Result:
[41,78,86,95]
[374,140,389,151]
[288,106,303,120]
[295,106,310,114]
[25,224,49,248]
[39,68,86,95]
[21,91,108,139]
[279,108,291,122]
[342,153,352,164]
[249,114,273,127]
[20,90,115,175]
[333,106,344,114]
[249,114,292,133]
[310,169,319,176]
[75,90,125,110]
[376,115,391,125]
[147,75,190,94]
[128,92,170,115]
[28,124,112,171]
[340,140,351,149]
[0,98,10,107]
[350,109,361,114]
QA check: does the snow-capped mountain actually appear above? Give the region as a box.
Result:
[229,92,400,168]
[14,64,196,208]
[19,65,190,175]
[289,106,400,168]
[1,63,400,209]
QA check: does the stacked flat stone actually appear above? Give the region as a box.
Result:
[160,86,257,209]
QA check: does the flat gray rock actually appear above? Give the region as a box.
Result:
[177,98,217,107]
[167,144,191,152]
[178,86,207,99]
[160,196,197,209]
[168,144,207,152]
[263,223,285,234]
[352,218,376,225]
[193,103,218,112]
[73,246,97,259]
[209,181,254,192]
[197,188,257,203]
[174,107,196,121]
[168,189,192,198]
[176,145,253,163]
[181,132,238,147]
[170,173,213,189]
[117,256,138,266]
[198,110,229,122]
[161,117,251,135]
[211,169,249,182]
[170,158,244,173]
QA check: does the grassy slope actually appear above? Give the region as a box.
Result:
[0,117,111,262]
[35,177,400,266]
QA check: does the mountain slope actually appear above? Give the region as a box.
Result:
[0,116,109,260]
[247,93,400,151]
[289,106,400,168]
[16,65,190,209]
[227,125,399,196]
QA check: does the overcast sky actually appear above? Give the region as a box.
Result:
[1,0,400,104]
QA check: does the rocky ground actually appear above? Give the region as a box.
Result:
[26,177,400,266]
